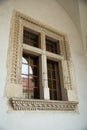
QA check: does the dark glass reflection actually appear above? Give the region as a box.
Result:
[22,54,39,99]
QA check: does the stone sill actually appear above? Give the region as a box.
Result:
[9,98,78,112]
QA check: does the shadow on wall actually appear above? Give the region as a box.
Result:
[0,0,7,4]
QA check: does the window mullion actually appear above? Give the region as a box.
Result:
[41,31,50,100]
[41,54,50,100]
[41,31,46,50]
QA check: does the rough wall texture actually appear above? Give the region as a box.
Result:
[0,0,87,130]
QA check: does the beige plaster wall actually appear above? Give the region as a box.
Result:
[79,0,87,55]
[57,0,82,38]
[0,0,87,130]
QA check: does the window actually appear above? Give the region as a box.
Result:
[6,10,78,111]
[22,28,62,101]
[22,53,40,99]
[47,60,62,100]
[46,36,60,54]
[23,27,40,48]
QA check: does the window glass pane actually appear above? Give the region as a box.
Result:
[53,80,56,89]
[28,77,35,99]
[22,75,28,87]
[52,71,56,79]
[22,64,28,75]
[48,70,51,79]
[50,62,55,69]
[50,90,52,100]
[23,27,40,48]
[22,53,40,99]
[22,57,28,75]
[22,57,28,64]
[54,90,57,100]
[34,88,39,99]
[30,58,34,65]
[33,77,38,87]
[46,37,60,54]
[28,66,33,75]
[22,75,29,98]
[32,77,39,99]
[32,67,37,76]
[47,59,62,100]
[48,80,52,89]
[30,57,38,65]
[47,62,51,68]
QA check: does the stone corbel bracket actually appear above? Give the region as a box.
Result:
[10,98,78,111]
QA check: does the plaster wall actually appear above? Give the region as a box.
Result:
[79,0,87,55]
[0,0,87,130]
[57,0,82,38]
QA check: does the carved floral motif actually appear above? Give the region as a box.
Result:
[10,98,78,111]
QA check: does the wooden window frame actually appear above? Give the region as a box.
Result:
[6,10,78,111]
[46,36,60,54]
[47,59,62,100]
[22,53,40,99]
[23,27,40,48]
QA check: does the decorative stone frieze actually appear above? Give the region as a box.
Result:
[10,98,78,111]
[6,10,78,111]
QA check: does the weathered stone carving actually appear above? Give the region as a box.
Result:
[10,98,78,111]
[6,10,78,111]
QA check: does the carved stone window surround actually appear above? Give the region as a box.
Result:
[6,10,78,111]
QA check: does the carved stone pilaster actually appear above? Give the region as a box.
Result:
[63,37,71,60]
[7,12,22,85]
[62,60,71,90]
[62,60,76,90]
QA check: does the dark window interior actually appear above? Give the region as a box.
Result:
[47,60,62,100]
[46,37,60,54]
[23,27,40,48]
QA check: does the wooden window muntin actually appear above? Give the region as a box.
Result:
[46,36,60,54]
[22,52,40,99]
[23,27,41,48]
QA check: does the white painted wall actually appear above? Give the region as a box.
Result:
[57,0,82,38]
[0,0,87,130]
[79,0,87,55]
